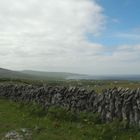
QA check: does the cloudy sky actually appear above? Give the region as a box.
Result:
[0,0,140,75]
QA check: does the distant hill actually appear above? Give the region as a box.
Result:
[0,67,140,81]
[0,68,86,80]
[0,68,33,79]
[21,70,85,80]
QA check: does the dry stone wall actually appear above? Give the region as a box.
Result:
[0,84,140,125]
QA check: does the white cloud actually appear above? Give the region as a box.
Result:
[117,33,140,40]
[91,44,140,74]
[116,27,140,40]
[0,0,106,71]
[0,0,140,74]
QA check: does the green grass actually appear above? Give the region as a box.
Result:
[0,99,140,140]
[0,78,140,93]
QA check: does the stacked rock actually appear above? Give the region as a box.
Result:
[0,84,140,125]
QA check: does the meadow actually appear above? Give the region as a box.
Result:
[0,99,140,140]
[0,79,140,140]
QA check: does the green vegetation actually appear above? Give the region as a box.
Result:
[0,78,140,139]
[0,78,140,93]
[0,99,140,140]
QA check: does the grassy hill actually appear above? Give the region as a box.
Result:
[0,68,86,81]
[1,67,140,81]
[21,70,85,80]
[0,68,34,79]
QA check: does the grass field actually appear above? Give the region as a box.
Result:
[0,99,140,140]
[0,79,140,139]
[0,78,140,93]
